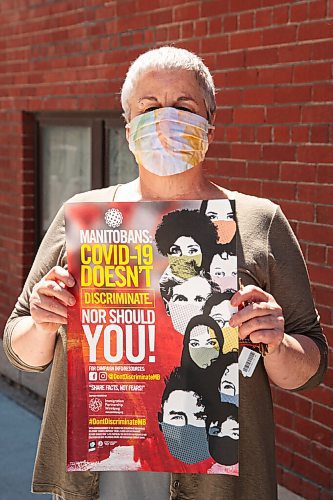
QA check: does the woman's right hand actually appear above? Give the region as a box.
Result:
[30,266,76,334]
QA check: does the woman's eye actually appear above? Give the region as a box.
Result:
[144,106,159,113]
[175,106,193,113]
[206,214,217,221]
[169,246,181,255]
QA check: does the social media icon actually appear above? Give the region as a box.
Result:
[89,441,96,452]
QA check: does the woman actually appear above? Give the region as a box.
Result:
[200,199,237,246]
[180,314,226,407]
[154,208,218,278]
[181,314,224,372]
[217,351,239,407]
[4,46,327,500]
[159,269,220,335]
[207,244,238,292]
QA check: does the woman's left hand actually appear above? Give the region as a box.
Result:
[229,285,285,355]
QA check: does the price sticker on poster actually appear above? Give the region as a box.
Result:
[65,199,239,475]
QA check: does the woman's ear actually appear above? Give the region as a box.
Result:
[208,112,216,145]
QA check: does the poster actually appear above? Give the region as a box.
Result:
[65,199,239,475]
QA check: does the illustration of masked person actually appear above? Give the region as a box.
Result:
[155,209,218,279]
[218,352,239,407]
[159,270,220,335]
[206,402,239,466]
[158,367,210,464]
[203,291,238,353]
[181,315,224,371]
[180,315,226,405]
[200,199,236,245]
[208,244,237,292]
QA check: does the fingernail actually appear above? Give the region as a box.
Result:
[69,297,76,305]
[229,317,235,327]
[68,278,75,287]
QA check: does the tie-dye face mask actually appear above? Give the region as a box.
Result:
[126,107,213,176]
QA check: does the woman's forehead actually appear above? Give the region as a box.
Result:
[190,325,209,337]
[132,68,204,102]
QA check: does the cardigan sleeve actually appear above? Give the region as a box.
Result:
[266,205,328,391]
[3,185,119,373]
[3,205,67,373]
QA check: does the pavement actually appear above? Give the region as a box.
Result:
[0,375,304,500]
[0,377,51,500]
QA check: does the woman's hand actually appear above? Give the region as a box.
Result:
[30,266,76,335]
[229,285,285,355]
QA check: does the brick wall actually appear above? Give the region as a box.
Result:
[0,1,332,497]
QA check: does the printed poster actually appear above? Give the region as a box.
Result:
[65,199,239,475]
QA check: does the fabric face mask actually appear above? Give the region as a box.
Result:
[212,275,238,293]
[168,254,202,279]
[126,107,213,176]
[189,346,219,369]
[208,436,238,466]
[168,301,204,335]
[221,393,239,407]
[160,422,210,464]
[213,220,237,244]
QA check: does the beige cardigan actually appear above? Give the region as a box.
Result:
[4,186,327,500]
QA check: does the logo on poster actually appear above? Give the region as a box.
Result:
[88,441,96,452]
[89,397,103,412]
[104,208,123,228]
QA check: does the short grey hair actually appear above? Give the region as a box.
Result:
[121,46,216,124]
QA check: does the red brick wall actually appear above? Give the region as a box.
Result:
[0,1,332,497]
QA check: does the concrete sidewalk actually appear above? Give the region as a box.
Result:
[0,376,303,500]
[0,384,51,500]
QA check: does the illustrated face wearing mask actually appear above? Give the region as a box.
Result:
[160,389,210,464]
[126,107,214,176]
[205,199,236,244]
[208,415,239,466]
[167,276,212,335]
[167,236,202,279]
[210,254,237,292]
[209,299,235,329]
[205,294,238,353]
[188,324,220,369]
[220,363,239,407]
